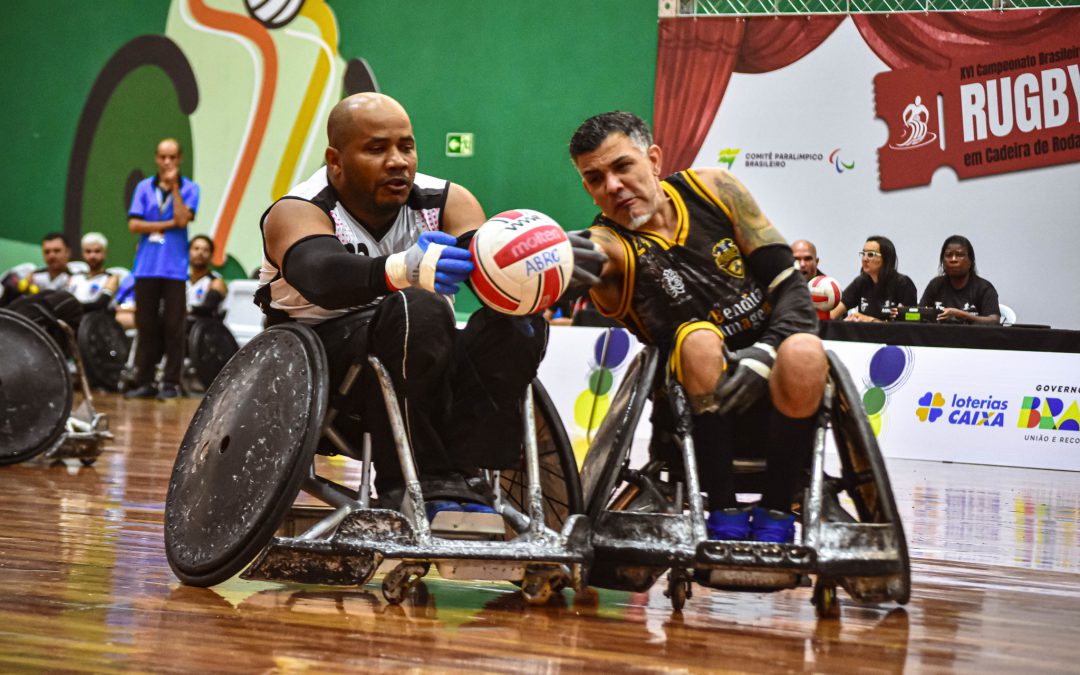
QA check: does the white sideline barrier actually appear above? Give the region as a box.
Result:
[538,325,1080,472]
[222,279,264,347]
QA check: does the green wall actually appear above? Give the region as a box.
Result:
[1,0,657,299]
[0,1,169,269]
[334,1,657,228]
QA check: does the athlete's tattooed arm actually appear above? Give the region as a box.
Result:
[586,226,626,313]
[696,168,786,255]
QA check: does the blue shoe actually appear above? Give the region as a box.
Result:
[425,500,464,521]
[460,502,497,514]
[706,508,751,540]
[750,506,796,543]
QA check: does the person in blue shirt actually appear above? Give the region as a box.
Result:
[125,138,200,400]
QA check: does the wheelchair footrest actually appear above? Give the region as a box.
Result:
[695,540,816,571]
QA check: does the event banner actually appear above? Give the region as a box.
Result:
[823,340,1080,471]
[540,326,1080,472]
[876,35,1080,190]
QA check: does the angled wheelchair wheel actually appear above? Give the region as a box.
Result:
[188,316,240,389]
[498,379,584,530]
[77,310,129,391]
[580,346,659,520]
[164,323,328,586]
[0,309,72,465]
[827,350,911,604]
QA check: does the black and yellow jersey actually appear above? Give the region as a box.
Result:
[588,170,770,351]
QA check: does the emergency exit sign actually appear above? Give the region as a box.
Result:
[446,132,474,157]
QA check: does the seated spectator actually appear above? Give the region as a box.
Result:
[0,233,80,316]
[791,239,825,282]
[186,235,228,318]
[67,232,120,312]
[25,233,75,293]
[831,235,916,322]
[919,235,1000,325]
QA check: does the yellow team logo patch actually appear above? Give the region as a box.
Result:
[712,238,744,278]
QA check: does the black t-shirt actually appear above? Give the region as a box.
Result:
[919,274,1000,321]
[840,273,917,320]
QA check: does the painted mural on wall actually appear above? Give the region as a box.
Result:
[64,0,376,273]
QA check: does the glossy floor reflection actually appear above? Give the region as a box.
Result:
[1,392,1079,672]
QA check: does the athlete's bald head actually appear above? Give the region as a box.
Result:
[324,93,419,227]
[326,93,411,150]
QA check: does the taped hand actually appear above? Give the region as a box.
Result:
[715,342,777,416]
[567,229,608,289]
[385,231,474,295]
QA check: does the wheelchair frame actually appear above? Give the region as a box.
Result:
[581,344,910,616]
[165,323,589,605]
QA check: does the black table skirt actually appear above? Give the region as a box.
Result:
[819,321,1080,354]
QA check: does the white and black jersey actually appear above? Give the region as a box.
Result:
[29,267,72,292]
[67,271,111,303]
[187,270,222,309]
[257,167,449,324]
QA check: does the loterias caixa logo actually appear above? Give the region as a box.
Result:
[915,391,1009,428]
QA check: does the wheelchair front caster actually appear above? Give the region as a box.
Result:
[812,578,839,619]
[664,568,692,611]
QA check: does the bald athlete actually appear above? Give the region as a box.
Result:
[791,239,822,282]
[257,93,548,515]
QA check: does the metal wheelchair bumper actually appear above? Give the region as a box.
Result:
[244,508,591,586]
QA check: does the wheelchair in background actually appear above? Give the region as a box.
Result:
[0,303,112,466]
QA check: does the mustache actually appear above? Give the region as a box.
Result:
[380,173,411,185]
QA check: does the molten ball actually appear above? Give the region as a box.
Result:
[469,209,573,316]
[809,275,841,313]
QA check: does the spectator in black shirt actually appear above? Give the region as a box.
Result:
[919,235,1000,325]
[831,235,916,322]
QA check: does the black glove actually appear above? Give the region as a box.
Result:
[567,229,608,289]
[715,342,777,415]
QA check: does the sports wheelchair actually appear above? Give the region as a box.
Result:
[164,322,589,604]
[579,343,910,618]
[0,307,112,466]
[115,315,240,394]
[183,315,240,392]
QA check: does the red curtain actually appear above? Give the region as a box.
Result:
[654,18,744,176]
[653,9,1080,174]
[653,15,844,174]
[851,10,1080,70]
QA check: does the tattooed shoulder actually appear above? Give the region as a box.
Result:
[704,169,785,253]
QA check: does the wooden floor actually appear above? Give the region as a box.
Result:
[2,392,1079,673]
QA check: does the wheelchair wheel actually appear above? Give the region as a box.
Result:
[164,323,328,586]
[0,309,73,465]
[498,379,584,530]
[827,350,911,604]
[188,316,240,389]
[77,310,129,391]
[580,346,659,520]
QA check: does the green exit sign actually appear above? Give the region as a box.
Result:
[446,132,474,157]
